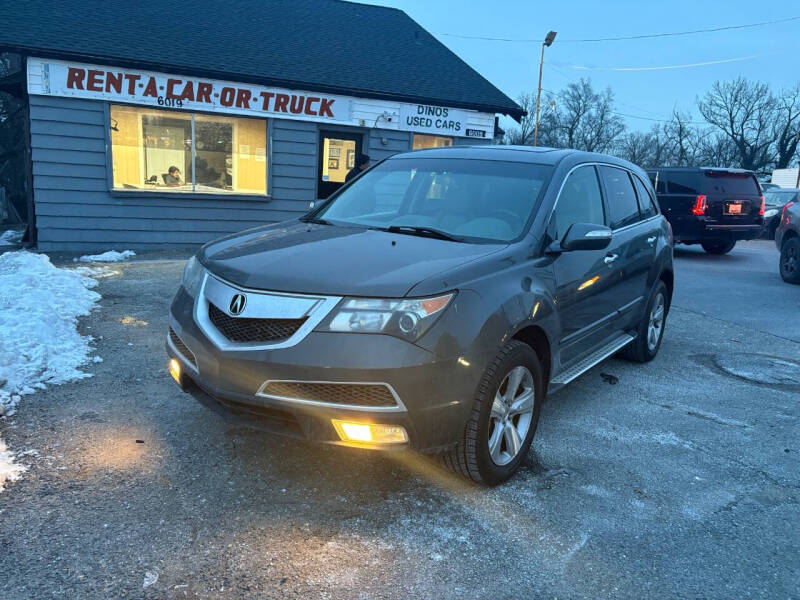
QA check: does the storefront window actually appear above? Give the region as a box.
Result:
[110,105,267,195]
[412,134,453,150]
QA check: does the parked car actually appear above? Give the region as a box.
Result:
[775,198,800,284]
[647,167,764,254]
[763,189,799,239]
[167,146,674,485]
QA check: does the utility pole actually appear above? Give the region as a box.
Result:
[533,30,557,147]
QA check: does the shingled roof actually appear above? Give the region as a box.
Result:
[2,0,523,120]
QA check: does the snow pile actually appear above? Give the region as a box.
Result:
[0,439,26,493]
[0,251,101,415]
[75,250,136,263]
[0,229,23,245]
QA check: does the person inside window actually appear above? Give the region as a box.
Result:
[164,166,184,186]
[345,154,370,183]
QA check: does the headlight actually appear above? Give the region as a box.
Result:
[317,292,455,341]
[764,208,779,218]
[181,255,205,297]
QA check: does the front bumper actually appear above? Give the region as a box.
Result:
[167,285,490,452]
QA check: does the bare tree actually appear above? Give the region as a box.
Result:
[662,110,705,166]
[698,78,776,172]
[698,133,739,167]
[503,92,537,145]
[616,130,658,167]
[772,85,800,169]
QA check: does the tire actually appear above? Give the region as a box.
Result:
[701,240,736,255]
[440,340,544,486]
[779,237,800,284]
[620,280,668,363]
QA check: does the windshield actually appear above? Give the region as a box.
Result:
[312,158,553,242]
[765,190,798,206]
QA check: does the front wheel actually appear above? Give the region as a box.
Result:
[701,240,736,254]
[441,341,543,486]
[780,238,800,284]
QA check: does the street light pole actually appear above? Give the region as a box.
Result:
[533,30,557,147]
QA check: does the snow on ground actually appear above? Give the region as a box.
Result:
[0,251,102,413]
[0,250,103,491]
[75,250,136,263]
[0,439,26,493]
[0,229,24,245]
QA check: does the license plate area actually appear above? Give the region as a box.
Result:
[725,202,744,215]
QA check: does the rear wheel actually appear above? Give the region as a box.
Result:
[441,341,543,486]
[779,237,800,284]
[701,240,736,254]
[621,280,668,363]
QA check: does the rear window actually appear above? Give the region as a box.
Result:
[664,171,700,195]
[702,171,759,196]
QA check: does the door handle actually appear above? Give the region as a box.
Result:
[647,236,657,245]
[604,253,618,264]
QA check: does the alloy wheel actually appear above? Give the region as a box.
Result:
[783,244,798,275]
[647,292,665,351]
[487,365,535,466]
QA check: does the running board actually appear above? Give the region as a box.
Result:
[549,333,635,388]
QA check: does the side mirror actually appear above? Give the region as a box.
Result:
[547,223,612,253]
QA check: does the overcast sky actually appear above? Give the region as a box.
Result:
[365,0,800,132]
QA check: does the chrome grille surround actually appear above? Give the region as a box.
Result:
[195,272,342,351]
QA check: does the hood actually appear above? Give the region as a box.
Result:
[199,221,506,297]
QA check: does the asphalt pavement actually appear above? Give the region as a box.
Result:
[1,240,798,599]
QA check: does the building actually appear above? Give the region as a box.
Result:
[0,0,523,251]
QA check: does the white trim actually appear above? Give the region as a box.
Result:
[26,57,495,139]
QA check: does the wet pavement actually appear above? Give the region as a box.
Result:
[1,239,798,599]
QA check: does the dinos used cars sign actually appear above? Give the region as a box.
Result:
[27,58,496,138]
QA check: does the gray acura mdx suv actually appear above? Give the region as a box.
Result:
[167,146,673,485]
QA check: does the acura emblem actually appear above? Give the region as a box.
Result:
[229,293,247,316]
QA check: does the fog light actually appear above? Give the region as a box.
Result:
[169,358,181,384]
[331,420,408,444]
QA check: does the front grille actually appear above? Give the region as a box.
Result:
[260,381,398,407]
[208,302,307,343]
[169,327,197,368]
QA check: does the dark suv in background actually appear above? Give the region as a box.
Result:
[647,167,764,254]
[168,146,673,485]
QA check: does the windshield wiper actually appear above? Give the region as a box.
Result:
[300,217,333,225]
[385,225,463,242]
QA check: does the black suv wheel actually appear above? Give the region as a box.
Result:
[701,240,736,255]
[780,237,800,284]
[441,341,543,485]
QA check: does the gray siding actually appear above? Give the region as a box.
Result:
[369,129,411,162]
[29,95,315,251]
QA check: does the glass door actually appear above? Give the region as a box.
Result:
[318,131,362,198]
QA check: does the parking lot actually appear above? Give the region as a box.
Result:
[1,239,798,599]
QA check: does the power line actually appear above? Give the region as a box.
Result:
[436,14,800,43]
[567,52,772,71]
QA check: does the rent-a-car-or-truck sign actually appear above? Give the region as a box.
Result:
[27,58,496,139]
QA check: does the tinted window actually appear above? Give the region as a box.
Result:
[316,158,552,242]
[599,166,640,229]
[551,165,605,240]
[632,174,658,219]
[665,171,700,195]
[703,171,760,195]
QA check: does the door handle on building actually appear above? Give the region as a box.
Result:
[604,253,618,264]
